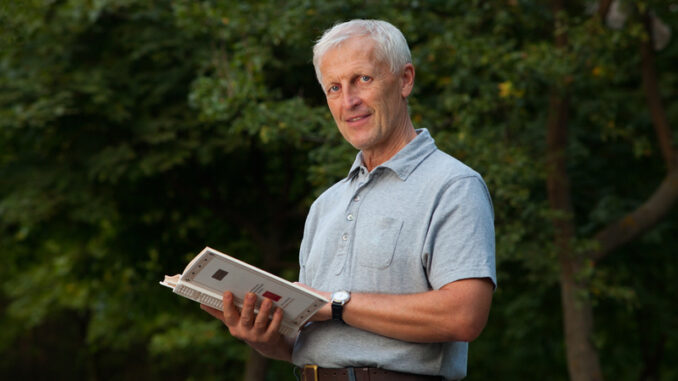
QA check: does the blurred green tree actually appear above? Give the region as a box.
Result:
[0,1,676,380]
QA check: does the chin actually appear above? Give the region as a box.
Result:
[346,129,375,145]
[346,137,374,151]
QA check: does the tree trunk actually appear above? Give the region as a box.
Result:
[546,90,604,381]
[547,4,605,379]
[558,259,602,381]
[239,144,299,381]
[243,349,269,381]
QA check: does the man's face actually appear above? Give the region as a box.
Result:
[318,37,413,156]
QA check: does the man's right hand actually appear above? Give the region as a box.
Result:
[200,291,293,362]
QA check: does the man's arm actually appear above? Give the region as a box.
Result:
[305,277,494,343]
[201,277,493,360]
[200,291,294,362]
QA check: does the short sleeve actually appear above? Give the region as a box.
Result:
[425,176,496,290]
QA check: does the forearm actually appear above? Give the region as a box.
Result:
[345,291,484,342]
[312,278,493,343]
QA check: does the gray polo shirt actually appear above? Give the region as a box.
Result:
[292,129,496,380]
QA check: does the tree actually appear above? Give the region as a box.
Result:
[545,1,677,380]
[1,1,676,380]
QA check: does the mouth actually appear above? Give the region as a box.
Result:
[346,113,371,123]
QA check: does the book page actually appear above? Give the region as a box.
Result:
[161,247,328,336]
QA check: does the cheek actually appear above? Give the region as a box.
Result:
[381,94,399,114]
[325,101,340,119]
[330,108,343,124]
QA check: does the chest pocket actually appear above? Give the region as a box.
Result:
[357,216,403,269]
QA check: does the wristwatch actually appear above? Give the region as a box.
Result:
[331,290,351,323]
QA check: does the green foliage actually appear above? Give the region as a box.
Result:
[1,0,677,380]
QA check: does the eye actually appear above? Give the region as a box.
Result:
[360,75,371,82]
[328,84,340,93]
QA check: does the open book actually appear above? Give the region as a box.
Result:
[160,247,328,337]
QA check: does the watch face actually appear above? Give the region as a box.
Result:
[333,290,350,303]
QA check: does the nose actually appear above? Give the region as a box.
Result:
[342,87,361,110]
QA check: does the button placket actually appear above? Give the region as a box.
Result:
[336,180,362,275]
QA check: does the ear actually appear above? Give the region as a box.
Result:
[400,63,415,98]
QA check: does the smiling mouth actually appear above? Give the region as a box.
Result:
[346,114,370,123]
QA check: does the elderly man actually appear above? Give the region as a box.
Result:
[202,19,496,381]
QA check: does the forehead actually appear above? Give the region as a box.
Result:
[318,37,388,83]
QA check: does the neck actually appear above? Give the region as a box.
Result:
[362,120,417,172]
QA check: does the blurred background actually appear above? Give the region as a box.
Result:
[1,0,677,380]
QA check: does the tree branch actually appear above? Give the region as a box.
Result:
[592,8,678,262]
[547,0,573,235]
[640,11,676,171]
[592,169,678,261]
[546,93,573,228]
[597,0,613,21]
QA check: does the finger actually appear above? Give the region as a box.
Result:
[240,292,257,327]
[265,307,284,336]
[254,298,273,331]
[221,291,241,326]
[200,304,224,322]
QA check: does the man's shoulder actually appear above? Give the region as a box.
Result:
[308,177,350,210]
[419,148,484,183]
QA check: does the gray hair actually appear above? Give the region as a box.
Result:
[312,19,412,86]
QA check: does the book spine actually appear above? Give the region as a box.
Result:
[279,324,294,337]
[174,283,298,336]
[174,284,223,310]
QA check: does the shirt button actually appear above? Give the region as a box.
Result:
[346,214,354,221]
[342,233,349,241]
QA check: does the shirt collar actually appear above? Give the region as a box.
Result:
[347,128,437,181]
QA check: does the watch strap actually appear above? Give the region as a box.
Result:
[331,301,344,322]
